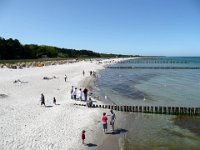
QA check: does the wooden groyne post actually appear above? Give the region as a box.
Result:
[108,66,200,70]
[74,103,200,115]
[73,103,200,115]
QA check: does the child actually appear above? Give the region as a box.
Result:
[82,130,86,144]
[53,97,56,105]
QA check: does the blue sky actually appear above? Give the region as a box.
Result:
[0,0,200,56]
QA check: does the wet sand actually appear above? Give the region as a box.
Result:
[174,115,200,136]
[96,111,130,150]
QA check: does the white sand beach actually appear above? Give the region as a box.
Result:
[0,58,128,150]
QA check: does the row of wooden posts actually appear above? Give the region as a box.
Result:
[108,66,200,69]
[74,103,200,115]
[118,60,188,64]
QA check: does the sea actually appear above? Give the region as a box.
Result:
[92,57,200,150]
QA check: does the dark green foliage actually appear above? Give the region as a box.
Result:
[0,37,24,59]
[0,37,132,60]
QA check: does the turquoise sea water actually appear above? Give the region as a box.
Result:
[93,57,200,149]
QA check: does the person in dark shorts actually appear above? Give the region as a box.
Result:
[53,97,56,105]
[83,88,88,101]
[41,93,45,106]
[64,74,67,82]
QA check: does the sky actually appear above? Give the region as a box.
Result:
[0,0,200,56]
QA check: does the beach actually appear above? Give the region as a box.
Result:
[0,58,129,150]
[2,57,199,150]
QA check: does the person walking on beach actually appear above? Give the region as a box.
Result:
[70,86,75,99]
[53,97,56,105]
[90,71,92,76]
[81,130,86,144]
[109,109,116,131]
[82,70,85,76]
[83,88,88,101]
[41,93,45,106]
[101,112,108,133]
[73,87,78,100]
[64,74,67,82]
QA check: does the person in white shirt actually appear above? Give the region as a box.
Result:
[109,109,116,131]
[74,88,78,100]
[64,74,67,82]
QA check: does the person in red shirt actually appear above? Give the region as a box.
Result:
[101,112,108,133]
[82,130,86,144]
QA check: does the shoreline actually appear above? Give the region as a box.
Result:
[77,60,133,150]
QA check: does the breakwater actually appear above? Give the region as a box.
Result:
[74,103,200,115]
[117,60,188,64]
[108,66,200,69]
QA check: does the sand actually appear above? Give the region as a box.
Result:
[0,58,130,150]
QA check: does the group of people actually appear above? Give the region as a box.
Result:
[40,93,57,106]
[40,70,116,146]
[82,70,97,78]
[70,86,88,101]
[81,109,116,145]
[101,109,116,133]
[89,70,97,78]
